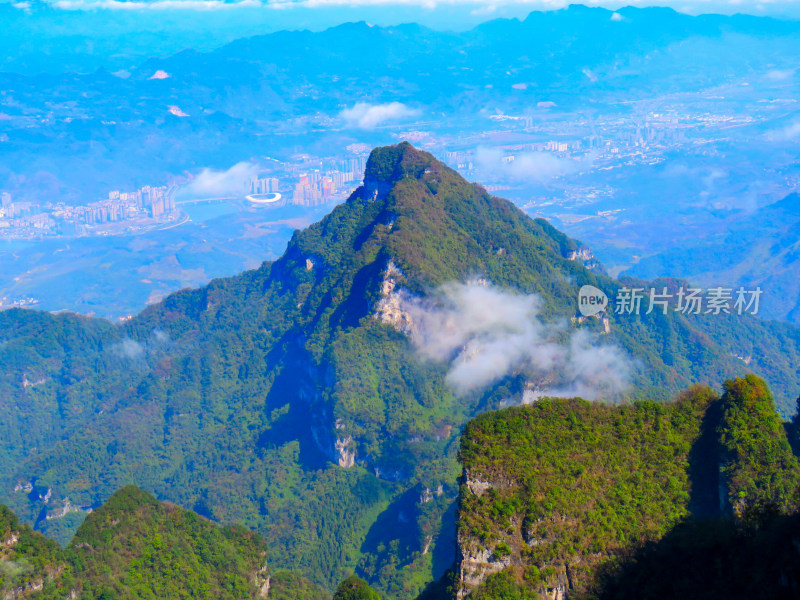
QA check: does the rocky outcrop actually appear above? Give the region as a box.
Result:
[372,466,405,481]
[566,247,594,263]
[363,178,392,202]
[564,245,606,275]
[1,578,45,600]
[335,436,356,468]
[456,467,567,600]
[374,261,415,335]
[45,497,92,521]
[456,543,512,600]
[455,469,508,599]
[419,484,444,504]
[253,565,270,599]
[465,478,492,497]
[21,374,46,390]
[13,481,32,494]
[572,311,611,334]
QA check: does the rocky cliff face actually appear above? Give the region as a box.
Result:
[454,469,569,600]
[564,244,606,276]
[455,475,507,600]
[253,566,271,599]
[374,260,415,336]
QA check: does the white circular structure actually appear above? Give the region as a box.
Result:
[246,192,283,205]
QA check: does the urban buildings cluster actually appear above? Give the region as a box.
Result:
[0,152,369,240]
[0,185,178,239]
[105,185,177,220]
[292,169,359,206]
[288,156,366,207]
[250,177,280,195]
[246,155,367,207]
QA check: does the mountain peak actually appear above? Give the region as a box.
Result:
[284,141,589,298]
[362,141,438,197]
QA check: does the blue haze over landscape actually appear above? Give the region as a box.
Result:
[4,2,800,599]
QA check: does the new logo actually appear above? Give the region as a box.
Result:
[578,285,609,317]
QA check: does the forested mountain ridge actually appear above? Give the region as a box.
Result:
[453,375,800,600]
[0,485,328,600]
[2,143,800,598]
[0,501,71,599]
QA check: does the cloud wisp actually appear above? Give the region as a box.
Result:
[475,146,591,183]
[52,0,262,10]
[400,281,631,400]
[340,102,420,130]
[39,0,800,14]
[177,162,260,199]
[110,329,170,360]
[767,118,800,142]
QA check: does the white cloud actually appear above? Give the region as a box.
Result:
[610,11,624,20]
[522,330,631,402]
[767,119,800,142]
[112,338,145,359]
[110,329,170,359]
[470,3,497,16]
[52,0,261,10]
[168,105,190,117]
[178,161,260,199]
[340,102,420,130]
[37,0,800,13]
[475,146,589,182]
[764,68,795,82]
[12,1,32,10]
[270,0,444,7]
[400,281,631,399]
[346,142,372,154]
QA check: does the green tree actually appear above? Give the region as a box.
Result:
[333,575,382,600]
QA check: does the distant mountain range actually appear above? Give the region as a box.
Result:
[625,193,800,323]
[4,5,800,203]
[4,3,800,329]
[4,3,800,75]
[2,143,800,598]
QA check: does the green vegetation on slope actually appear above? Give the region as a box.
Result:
[2,486,329,600]
[456,376,800,600]
[333,575,382,600]
[458,386,716,597]
[0,504,74,599]
[593,515,800,600]
[68,485,269,600]
[718,374,800,517]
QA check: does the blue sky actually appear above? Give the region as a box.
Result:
[6,0,800,21]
